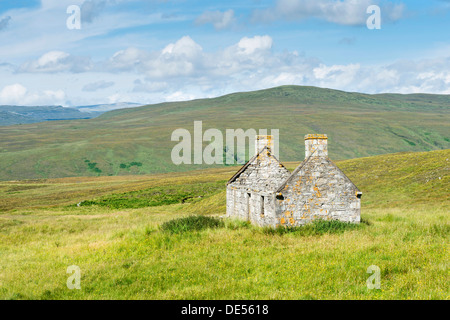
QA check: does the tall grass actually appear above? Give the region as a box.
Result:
[262,219,366,236]
[160,216,224,234]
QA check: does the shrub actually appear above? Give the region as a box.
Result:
[87,162,97,169]
[311,219,360,234]
[160,216,224,234]
[119,162,143,169]
[262,219,365,236]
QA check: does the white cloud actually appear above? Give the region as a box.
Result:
[252,0,404,26]
[82,80,115,91]
[195,9,237,30]
[384,57,450,94]
[161,36,203,59]
[109,36,204,78]
[19,51,92,73]
[0,84,27,104]
[108,47,147,71]
[165,91,197,102]
[237,35,273,55]
[132,79,168,92]
[260,72,305,87]
[313,63,360,85]
[41,89,66,102]
[306,57,450,94]
[0,83,66,105]
[208,35,276,76]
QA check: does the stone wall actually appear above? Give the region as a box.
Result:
[226,187,280,226]
[275,156,361,226]
[226,140,291,226]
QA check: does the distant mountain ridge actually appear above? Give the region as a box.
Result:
[0,85,448,181]
[0,102,143,126]
[0,105,98,126]
[76,102,143,113]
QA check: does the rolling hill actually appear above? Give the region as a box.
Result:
[0,85,448,180]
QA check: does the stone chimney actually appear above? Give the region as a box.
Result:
[305,134,328,158]
[255,135,274,154]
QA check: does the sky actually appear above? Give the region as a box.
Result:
[0,0,449,107]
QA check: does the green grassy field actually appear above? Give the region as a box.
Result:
[0,85,449,180]
[0,149,448,299]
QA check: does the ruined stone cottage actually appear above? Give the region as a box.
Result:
[226,134,362,227]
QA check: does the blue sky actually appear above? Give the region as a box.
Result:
[0,0,449,106]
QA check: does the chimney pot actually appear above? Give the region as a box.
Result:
[305,134,328,158]
[255,135,274,154]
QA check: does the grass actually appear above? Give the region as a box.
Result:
[0,149,448,299]
[0,85,448,180]
[160,216,366,236]
[261,219,368,236]
[77,180,226,209]
[160,216,225,234]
